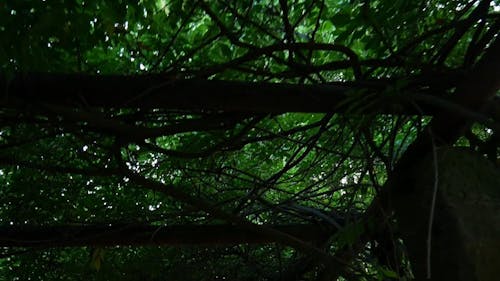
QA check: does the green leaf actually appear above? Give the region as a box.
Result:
[335,31,350,44]
[220,44,232,58]
[89,247,105,271]
[331,12,351,26]
[377,266,399,279]
[322,20,334,32]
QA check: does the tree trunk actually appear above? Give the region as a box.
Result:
[387,36,500,280]
[394,148,500,281]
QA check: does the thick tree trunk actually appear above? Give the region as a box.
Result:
[388,36,500,280]
[396,148,500,281]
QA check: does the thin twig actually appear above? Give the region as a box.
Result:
[426,128,439,279]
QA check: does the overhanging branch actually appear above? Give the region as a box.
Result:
[0,223,330,248]
[2,73,437,114]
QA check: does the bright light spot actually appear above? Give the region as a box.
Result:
[82,145,88,151]
[140,63,146,70]
[124,21,129,30]
[492,2,500,12]
[340,177,348,184]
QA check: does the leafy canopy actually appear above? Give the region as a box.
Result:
[0,0,498,280]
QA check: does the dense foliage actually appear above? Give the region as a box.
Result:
[0,0,499,280]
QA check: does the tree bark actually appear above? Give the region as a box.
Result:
[0,223,330,248]
[389,36,500,280]
[1,73,440,114]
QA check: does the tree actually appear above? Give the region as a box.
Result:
[0,0,499,280]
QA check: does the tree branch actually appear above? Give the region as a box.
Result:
[0,223,330,248]
[2,73,440,114]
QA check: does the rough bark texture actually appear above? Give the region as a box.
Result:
[398,148,500,281]
[388,36,500,280]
